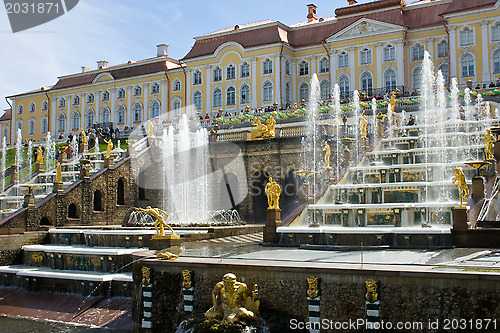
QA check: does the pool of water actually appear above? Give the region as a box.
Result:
[0,316,123,332]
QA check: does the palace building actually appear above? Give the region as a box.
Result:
[5,0,500,143]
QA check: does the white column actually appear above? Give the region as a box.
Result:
[185,69,192,116]
[66,96,70,135]
[396,38,405,88]
[330,49,337,87]
[426,37,434,61]
[144,84,149,121]
[110,89,116,125]
[310,56,316,75]
[205,65,212,114]
[161,80,168,120]
[481,20,491,82]
[375,42,383,90]
[127,87,132,126]
[251,57,258,108]
[95,92,100,125]
[448,25,457,79]
[348,47,356,92]
[274,53,281,105]
[291,59,297,103]
[51,99,57,134]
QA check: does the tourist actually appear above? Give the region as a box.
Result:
[475,83,481,90]
[496,78,500,87]
[489,81,496,88]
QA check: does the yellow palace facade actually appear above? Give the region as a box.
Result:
[6,0,500,143]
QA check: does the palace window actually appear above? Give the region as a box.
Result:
[263,59,273,74]
[42,100,48,110]
[461,54,475,77]
[117,105,126,123]
[241,62,250,77]
[118,89,126,99]
[59,98,66,108]
[102,91,109,101]
[412,43,424,60]
[299,83,309,102]
[213,89,222,108]
[360,48,372,65]
[133,103,143,122]
[193,70,202,85]
[150,101,160,118]
[319,58,329,73]
[285,60,291,75]
[241,85,250,104]
[299,61,309,76]
[494,50,500,73]
[41,117,48,134]
[101,107,110,123]
[413,67,423,89]
[320,81,330,101]
[460,27,474,46]
[285,82,291,102]
[384,45,395,61]
[338,75,350,99]
[438,64,449,84]
[193,91,202,110]
[437,40,448,58]
[28,117,35,135]
[213,67,222,82]
[361,72,373,94]
[263,82,273,101]
[226,65,236,80]
[87,94,95,103]
[17,104,23,114]
[173,80,181,92]
[226,87,236,106]
[338,52,349,68]
[71,111,80,130]
[492,23,500,41]
[86,109,95,127]
[173,100,181,116]
[384,69,397,91]
[57,113,66,132]
[151,83,160,94]
[29,102,36,113]
[73,96,80,105]
[134,86,142,96]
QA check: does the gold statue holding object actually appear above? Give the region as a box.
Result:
[323,141,331,170]
[135,206,177,239]
[252,116,276,139]
[103,139,113,158]
[452,167,469,207]
[205,273,259,324]
[360,113,368,139]
[141,267,151,285]
[55,162,62,183]
[81,129,87,145]
[365,279,378,303]
[182,270,192,289]
[307,276,319,299]
[265,177,281,210]
[484,129,495,160]
[36,146,43,165]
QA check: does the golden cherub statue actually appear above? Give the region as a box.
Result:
[484,129,495,160]
[452,167,469,207]
[265,177,281,210]
[266,116,276,138]
[360,113,368,139]
[103,139,113,158]
[389,90,397,114]
[365,279,378,303]
[323,141,331,170]
[81,129,87,145]
[252,117,275,139]
[135,206,176,237]
[36,146,43,165]
[55,162,62,183]
[205,273,259,324]
[147,120,154,138]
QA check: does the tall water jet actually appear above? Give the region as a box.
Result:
[71,136,79,180]
[464,88,472,160]
[371,98,377,142]
[435,70,448,201]
[353,90,360,160]
[333,84,341,184]
[27,140,32,178]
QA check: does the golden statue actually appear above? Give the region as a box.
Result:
[147,120,154,138]
[135,206,178,238]
[307,277,319,299]
[55,162,62,183]
[182,270,192,289]
[266,117,276,137]
[389,90,397,114]
[265,177,281,210]
[205,273,259,324]
[103,139,113,158]
[323,141,331,169]
[81,129,87,145]
[141,267,150,285]
[156,250,178,261]
[365,279,378,303]
[484,129,495,160]
[252,116,276,139]
[360,113,368,139]
[452,167,469,207]
[377,111,386,123]
[36,146,43,165]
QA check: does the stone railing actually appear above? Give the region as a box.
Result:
[280,125,307,138]
[217,131,246,142]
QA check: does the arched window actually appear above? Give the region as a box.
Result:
[42,100,48,110]
[438,64,449,84]
[68,203,78,218]
[57,113,66,132]
[437,40,448,57]
[338,52,348,68]
[361,72,373,94]
[360,48,372,64]
[17,104,23,114]
[93,190,103,211]
[299,61,309,76]
[193,91,202,110]
[133,103,143,122]
[285,82,291,102]
[213,89,222,108]
[461,54,475,77]
[384,45,395,61]
[117,178,126,205]
[118,89,126,99]
[412,43,424,60]
[263,82,273,101]
[86,109,95,128]
[87,93,95,103]
[241,62,250,77]
[492,22,500,41]
[116,105,126,124]
[102,91,110,101]
[28,117,35,136]
[299,83,309,102]
[285,60,291,75]
[151,83,160,94]
[319,58,329,73]
[101,107,110,124]
[226,65,235,79]
[460,27,474,46]
[384,69,397,91]
[413,67,423,89]
[173,100,181,117]
[41,116,48,134]
[29,102,36,113]
[263,59,273,74]
[193,70,202,85]
[16,119,23,135]
[213,67,222,82]
[320,81,330,100]
[493,50,500,73]
[241,85,250,104]
[150,101,160,118]
[72,95,80,105]
[173,80,181,91]
[71,111,80,130]
[134,86,142,96]
[338,75,350,98]
[226,87,236,105]
[59,98,66,108]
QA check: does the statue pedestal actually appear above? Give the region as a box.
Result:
[471,176,485,200]
[104,157,113,168]
[23,194,35,208]
[148,234,182,250]
[53,182,63,194]
[452,206,470,230]
[79,143,88,154]
[35,163,44,174]
[264,208,282,244]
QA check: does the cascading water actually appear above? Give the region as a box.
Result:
[450,78,460,162]
[371,98,377,143]
[71,136,79,180]
[435,70,448,201]
[353,90,360,161]
[463,88,472,160]
[333,84,341,185]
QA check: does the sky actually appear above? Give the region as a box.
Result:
[0,0,355,112]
